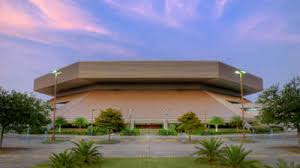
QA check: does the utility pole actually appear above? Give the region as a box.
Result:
[51,70,62,142]
[235,70,246,139]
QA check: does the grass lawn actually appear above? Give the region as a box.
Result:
[32,157,215,168]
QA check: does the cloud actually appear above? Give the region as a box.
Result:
[235,13,300,43]
[0,1,135,57]
[104,0,199,28]
[29,0,111,35]
[214,0,229,19]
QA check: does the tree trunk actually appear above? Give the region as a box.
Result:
[108,129,111,141]
[58,125,61,133]
[215,125,218,132]
[0,127,4,149]
[188,132,192,144]
[297,124,300,146]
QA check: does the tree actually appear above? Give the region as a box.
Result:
[177,112,202,143]
[230,116,243,132]
[257,77,300,144]
[95,108,125,141]
[73,117,88,132]
[209,116,224,132]
[193,138,223,163]
[0,87,51,148]
[55,116,68,133]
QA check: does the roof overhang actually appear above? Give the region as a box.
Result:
[34,61,263,96]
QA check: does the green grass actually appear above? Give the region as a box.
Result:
[32,158,214,168]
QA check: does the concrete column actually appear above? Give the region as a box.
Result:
[163,119,168,129]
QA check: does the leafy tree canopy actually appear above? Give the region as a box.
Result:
[73,117,88,128]
[95,108,125,140]
[177,112,202,143]
[0,87,51,148]
[256,77,300,133]
[55,116,68,126]
[209,116,224,126]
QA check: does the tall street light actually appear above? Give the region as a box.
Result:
[235,70,246,139]
[51,70,62,141]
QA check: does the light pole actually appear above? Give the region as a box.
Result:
[51,70,62,142]
[235,70,246,139]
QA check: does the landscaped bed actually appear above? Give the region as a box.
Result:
[32,158,214,168]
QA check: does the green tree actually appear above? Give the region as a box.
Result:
[257,77,300,143]
[177,112,202,143]
[221,145,260,168]
[193,138,223,163]
[95,108,125,141]
[230,116,243,132]
[55,116,68,133]
[0,88,51,148]
[73,117,88,132]
[209,116,224,132]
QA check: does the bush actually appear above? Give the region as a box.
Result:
[158,129,177,136]
[49,150,77,168]
[120,128,140,136]
[87,126,107,136]
[251,126,270,134]
[270,126,284,133]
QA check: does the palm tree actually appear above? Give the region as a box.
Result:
[49,150,78,168]
[193,138,223,163]
[221,145,259,168]
[72,117,88,132]
[230,116,243,132]
[55,116,68,133]
[209,116,224,132]
[71,140,102,165]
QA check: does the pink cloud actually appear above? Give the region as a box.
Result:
[29,0,111,35]
[104,0,199,28]
[235,13,300,43]
[0,0,111,42]
[0,1,136,56]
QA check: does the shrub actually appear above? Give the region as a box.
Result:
[275,159,300,168]
[221,145,260,168]
[251,126,270,134]
[193,138,223,163]
[49,150,77,168]
[87,126,107,136]
[158,129,177,136]
[71,140,102,165]
[270,126,284,133]
[120,128,140,136]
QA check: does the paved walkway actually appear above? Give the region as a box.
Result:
[0,132,299,168]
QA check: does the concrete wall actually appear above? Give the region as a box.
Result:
[53,90,255,124]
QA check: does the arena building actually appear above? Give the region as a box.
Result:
[34,61,263,129]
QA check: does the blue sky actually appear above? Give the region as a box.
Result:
[0,0,299,101]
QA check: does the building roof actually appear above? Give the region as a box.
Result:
[34,61,263,96]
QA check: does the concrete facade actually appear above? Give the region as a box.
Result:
[34,61,263,127]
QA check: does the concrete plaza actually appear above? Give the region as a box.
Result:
[0,132,299,168]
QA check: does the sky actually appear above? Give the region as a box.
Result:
[0,0,299,101]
